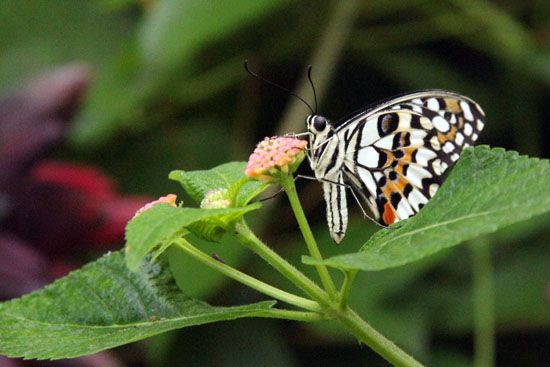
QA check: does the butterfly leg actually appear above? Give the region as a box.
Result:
[296,174,382,228]
[258,175,305,203]
[345,184,385,228]
[258,187,285,202]
[284,131,311,138]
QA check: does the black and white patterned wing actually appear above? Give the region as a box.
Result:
[336,90,485,226]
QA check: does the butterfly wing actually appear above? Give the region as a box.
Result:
[337,91,485,226]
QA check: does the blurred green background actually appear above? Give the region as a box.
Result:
[1,0,549,366]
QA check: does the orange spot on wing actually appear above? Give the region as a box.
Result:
[382,202,397,225]
[438,125,458,145]
[444,98,461,113]
[403,147,416,161]
[445,125,457,141]
[381,185,392,200]
[395,175,408,191]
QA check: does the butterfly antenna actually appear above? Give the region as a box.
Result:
[244,60,315,115]
[306,65,318,114]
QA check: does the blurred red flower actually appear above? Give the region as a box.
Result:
[0,65,148,367]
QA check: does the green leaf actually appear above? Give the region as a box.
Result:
[0,252,275,360]
[125,202,260,271]
[169,161,268,206]
[235,178,271,208]
[304,146,550,271]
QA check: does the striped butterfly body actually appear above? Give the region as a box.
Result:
[306,90,485,243]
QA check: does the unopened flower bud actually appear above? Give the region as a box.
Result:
[133,194,177,218]
[245,136,307,182]
[200,188,230,209]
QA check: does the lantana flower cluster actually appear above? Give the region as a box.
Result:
[245,136,307,182]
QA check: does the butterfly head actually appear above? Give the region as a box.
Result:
[306,114,331,135]
[306,114,334,156]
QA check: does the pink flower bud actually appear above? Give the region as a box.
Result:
[245,137,307,182]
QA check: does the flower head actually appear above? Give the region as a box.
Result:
[133,194,177,218]
[201,188,231,209]
[245,136,307,182]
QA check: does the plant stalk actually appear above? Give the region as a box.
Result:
[470,239,495,367]
[177,211,423,365]
[255,308,326,323]
[280,174,338,299]
[335,308,423,367]
[234,220,332,308]
[277,175,420,364]
[339,270,358,309]
[172,238,322,312]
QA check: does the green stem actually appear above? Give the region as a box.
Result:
[280,174,338,299]
[234,220,332,308]
[175,215,422,365]
[336,308,423,367]
[255,308,326,323]
[339,270,358,310]
[172,238,322,312]
[175,228,421,365]
[470,239,495,367]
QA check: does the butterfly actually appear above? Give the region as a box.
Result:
[305,90,485,243]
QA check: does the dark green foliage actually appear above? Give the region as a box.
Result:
[0,252,274,360]
[1,0,549,365]
[304,147,550,271]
